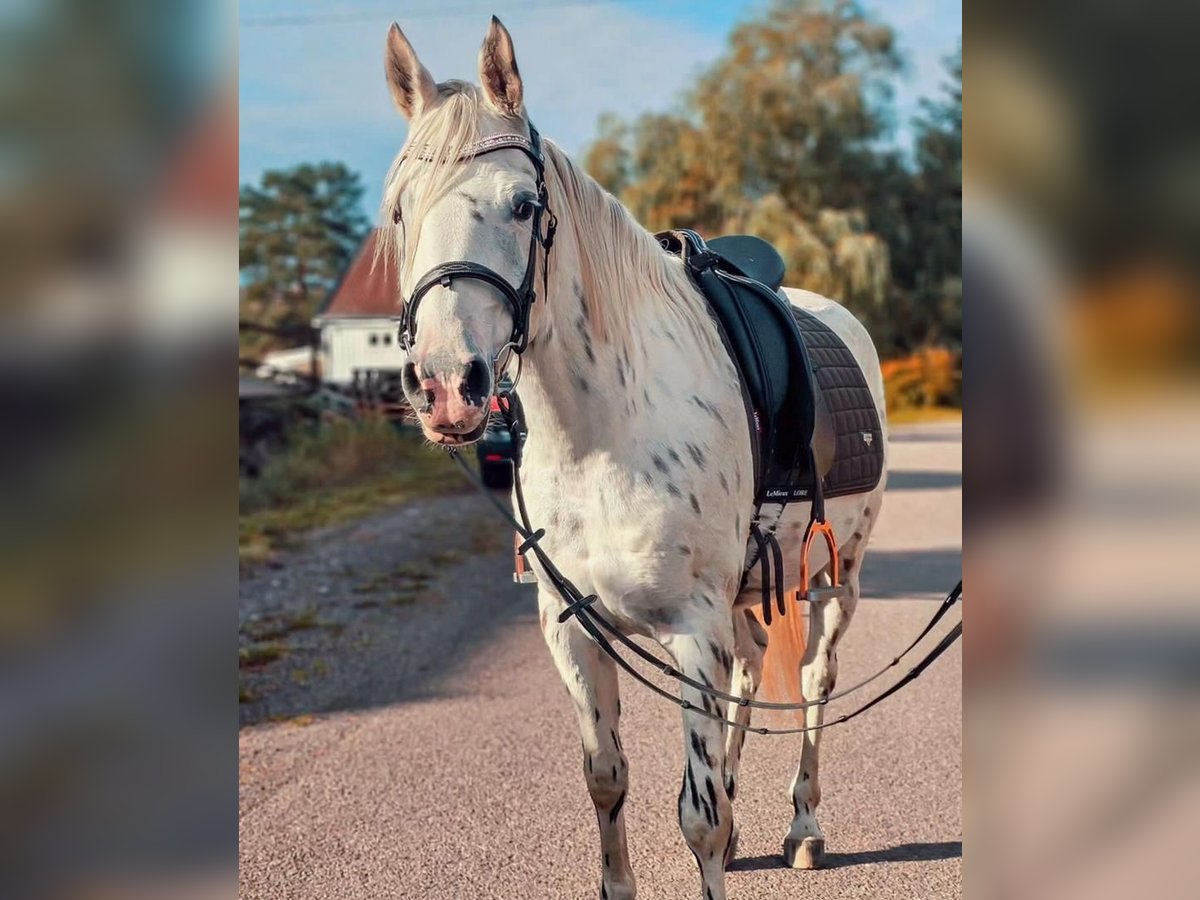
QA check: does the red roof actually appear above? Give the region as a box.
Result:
[318,230,401,318]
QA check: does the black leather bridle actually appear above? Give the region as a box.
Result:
[396,124,557,367]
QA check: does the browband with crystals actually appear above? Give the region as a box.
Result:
[402,133,536,163]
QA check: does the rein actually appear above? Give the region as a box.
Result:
[396,121,961,735]
[448,392,962,736]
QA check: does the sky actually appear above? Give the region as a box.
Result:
[239,0,961,217]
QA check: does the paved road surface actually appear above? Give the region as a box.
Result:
[240,423,962,899]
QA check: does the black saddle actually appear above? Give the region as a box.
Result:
[657,230,882,508]
[707,235,786,292]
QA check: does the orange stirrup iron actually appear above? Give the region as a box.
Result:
[800,517,840,596]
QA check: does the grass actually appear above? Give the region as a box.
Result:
[239,641,287,668]
[243,606,323,642]
[240,417,467,566]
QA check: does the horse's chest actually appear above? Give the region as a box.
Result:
[520,453,744,611]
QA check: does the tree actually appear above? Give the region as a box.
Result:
[239,162,370,353]
[581,1,961,357]
[889,47,962,348]
[690,0,900,219]
[581,0,901,338]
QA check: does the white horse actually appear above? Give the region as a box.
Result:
[381,18,887,900]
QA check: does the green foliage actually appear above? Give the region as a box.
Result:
[582,1,961,358]
[239,162,370,355]
[239,418,465,565]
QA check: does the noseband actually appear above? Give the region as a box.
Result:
[396,124,558,364]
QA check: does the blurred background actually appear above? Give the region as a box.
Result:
[0,0,1197,896]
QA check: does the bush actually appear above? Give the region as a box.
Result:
[882,346,962,414]
[241,416,433,514]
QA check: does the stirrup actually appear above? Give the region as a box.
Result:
[800,517,845,603]
[513,531,538,584]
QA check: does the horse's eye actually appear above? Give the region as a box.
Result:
[513,199,537,221]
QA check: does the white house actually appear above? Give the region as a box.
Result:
[311,230,407,385]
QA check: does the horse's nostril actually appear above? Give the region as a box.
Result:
[401,361,421,398]
[463,357,490,406]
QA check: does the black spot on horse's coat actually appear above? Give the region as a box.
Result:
[667,483,681,497]
[583,336,596,364]
[574,374,591,393]
[612,764,617,781]
[686,443,707,470]
[718,472,729,493]
[594,708,601,723]
[802,771,809,781]
[645,605,673,627]
[690,494,701,515]
[725,775,737,801]
[469,208,483,221]
[652,453,669,474]
[686,761,700,810]
[679,544,691,555]
[690,730,703,759]
[640,471,653,487]
[611,728,621,752]
[587,755,593,774]
[668,448,681,465]
[609,790,626,823]
[604,852,610,868]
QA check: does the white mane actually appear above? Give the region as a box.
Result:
[376,80,715,352]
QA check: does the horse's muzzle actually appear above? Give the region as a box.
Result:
[402,355,492,445]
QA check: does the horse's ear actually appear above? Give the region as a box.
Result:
[477,16,523,117]
[385,23,437,120]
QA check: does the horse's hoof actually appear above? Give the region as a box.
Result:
[782,836,825,869]
[724,825,740,869]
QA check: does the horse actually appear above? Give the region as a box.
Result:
[380,18,887,900]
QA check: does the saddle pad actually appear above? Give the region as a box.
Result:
[791,308,884,499]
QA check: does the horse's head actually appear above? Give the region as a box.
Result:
[383,18,545,446]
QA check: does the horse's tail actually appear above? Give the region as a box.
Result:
[751,599,807,716]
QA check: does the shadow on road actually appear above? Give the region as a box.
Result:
[886,469,962,491]
[730,840,962,872]
[240,491,535,727]
[859,547,962,600]
[889,429,960,444]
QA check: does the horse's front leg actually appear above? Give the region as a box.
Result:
[784,564,861,869]
[539,596,635,900]
[663,614,736,900]
[721,608,767,866]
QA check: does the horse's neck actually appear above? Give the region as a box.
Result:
[515,253,641,461]
[515,218,727,468]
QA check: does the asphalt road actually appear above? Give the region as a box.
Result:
[239,422,962,899]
